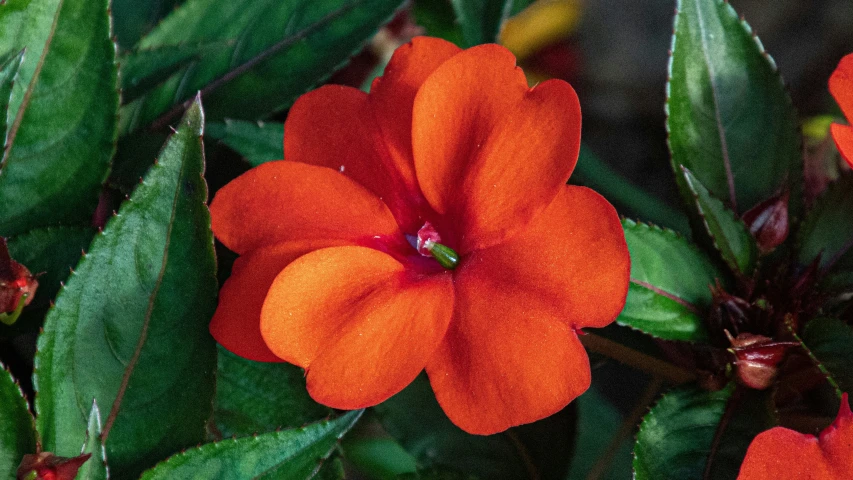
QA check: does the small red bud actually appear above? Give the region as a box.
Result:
[16,452,91,480]
[0,238,38,323]
[742,191,789,253]
[726,331,798,390]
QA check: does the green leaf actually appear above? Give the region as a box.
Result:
[802,317,853,394]
[76,401,108,480]
[206,120,284,167]
[341,435,419,479]
[565,386,632,480]
[0,364,36,479]
[797,175,853,289]
[618,219,723,342]
[139,411,363,480]
[0,49,24,140]
[375,375,569,480]
[214,346,332,438]
[398,469,479,480]
[34,97,217,478]
[450,0,513,47]
[667,0,800,217]
[633,384,733,480]
[119,0,406,133]
[111,0,182,49]
[705,388,775,480]
[683,167,758,276]
[411,0,464,47]
[0,0,119,237]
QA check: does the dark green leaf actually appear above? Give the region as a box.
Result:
[573,145,689,234]
[0,0,119,237]
[411,0,464,46]
[206,120,284,167]
[398,469,479,480]
[111,0,183,49]
[0,49,24,139]
[120,0,406,133]
[341,435,419,479]
[667,0,800,217]
[214,345,332,438]
[797,175,853,290]
[705,388,775,480]
[802,317,853,394]
[633,384,734,480]
[375,374,563,480]
[450,0,512,47]
[618,219,723,342]
[0,364,36,479]
[7,226,94,310]
[34,98,217,478]
[565,386,632,480]
[683,167,758,276]
[139,411,363,480]
[76,401,108,480]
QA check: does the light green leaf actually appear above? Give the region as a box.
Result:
[76,401,108,480]
[0,0,119,236]
[0,364,36,479]
[139,411,363,480]
[618,219,723,342]
[667,0,800,217]
[206,120,283,167]
[214,346,332,438]
[34,97,217,478]
[119,0,406,133]
[683,167,758,276]
[450,0,513,47]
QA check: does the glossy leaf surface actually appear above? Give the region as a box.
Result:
[214,346,332,438]
[618,219,722,342]
[683,168,758,276]
[120,0,406,132]
[34,98,217,478]
[667,0,800,217]
[634,384,733,480]
[139,411,362,480]
[0,0,118,236]
[0,50,23,140]
[802,317,853,394]
[0,365,36,479]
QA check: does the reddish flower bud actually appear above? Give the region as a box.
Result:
[0,238,38,325]
[16,452,91,480]
[742,192,789,253]
[727,331,798,390]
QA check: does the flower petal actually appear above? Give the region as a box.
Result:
[426,299,590,435]
[462,185,629,329]
[210,161,400,254]
[261,246,454,409]
[412,44,528,217]
[831,123,853,168]
[737,395,853,479]
[830,53,853,121]
[456,79,581,252]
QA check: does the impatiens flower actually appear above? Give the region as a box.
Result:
[830,53,853,168]
[209,37,630,434]
[737,393,853,479]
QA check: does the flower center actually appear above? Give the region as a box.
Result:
[409,222,459,270]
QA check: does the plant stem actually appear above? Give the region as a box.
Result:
[579,332,697,384]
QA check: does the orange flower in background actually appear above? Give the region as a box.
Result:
[737,393,853,479]
[209,37,630,434]
[830,53,853,168]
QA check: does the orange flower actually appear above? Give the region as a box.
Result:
[830,53,853,168]
[737,394,853,479]
[209,37,630,434]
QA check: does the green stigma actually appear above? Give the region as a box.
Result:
[428,243,459,270]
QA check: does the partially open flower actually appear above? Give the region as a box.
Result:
[16,452,91,480]
[737,393,853,479]
[829,53,853,168]
[209,37,630,434]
